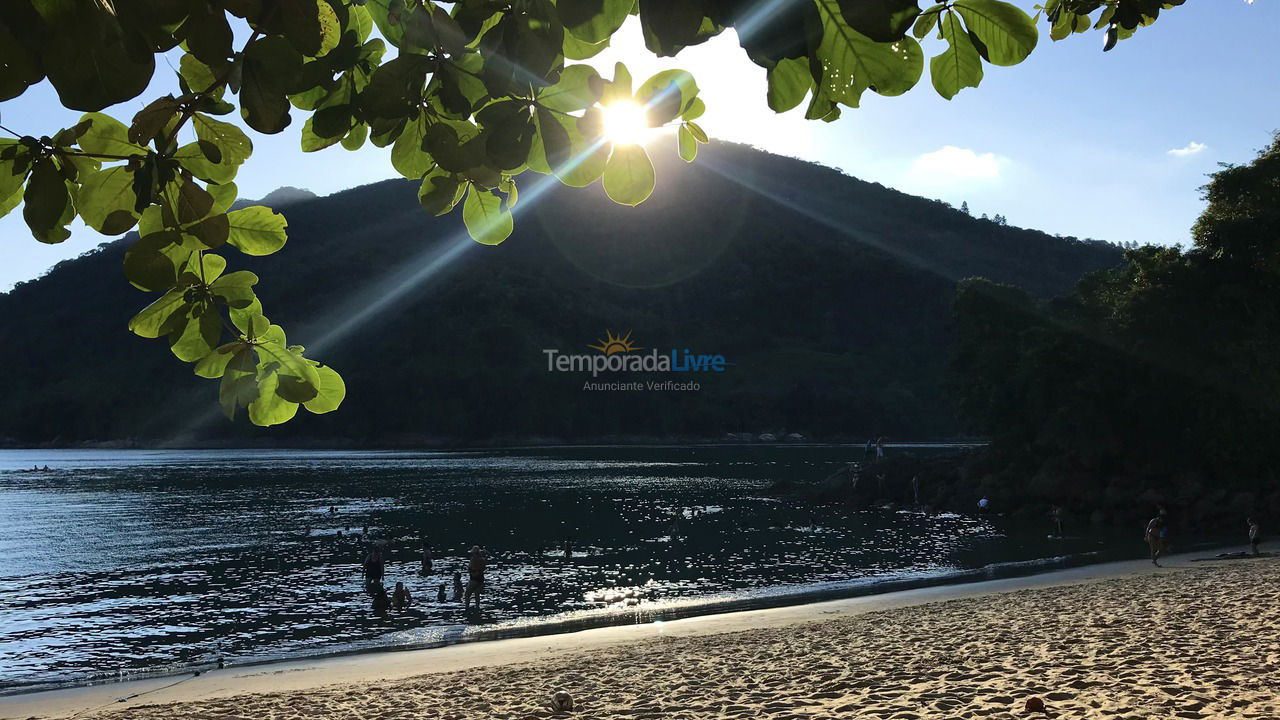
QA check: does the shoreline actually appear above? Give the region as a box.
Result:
[2,548,1257,720]
[0,546,1129,697]
[0,440,989,452]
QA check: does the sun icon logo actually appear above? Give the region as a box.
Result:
[588,330,642,356]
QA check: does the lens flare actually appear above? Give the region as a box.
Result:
[601,101,651,145]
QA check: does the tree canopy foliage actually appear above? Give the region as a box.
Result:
[0,0,1188,425]
[952,135,1280,528]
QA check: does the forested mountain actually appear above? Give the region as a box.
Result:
[949,137,1280,528]
[0,142,1121,445]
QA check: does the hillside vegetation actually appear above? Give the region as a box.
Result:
[0,143,1120,445]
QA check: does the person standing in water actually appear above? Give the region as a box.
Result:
[1145,514,1167,566]
[452,570,464,601]
[363,547,385,587]
[864,439,875,462]
[420,541,433,576]
[1248,517,1261,556]
[371,583,390,614]
[464,546,488,610]
[1050,505,1064,538]
[437,584,447,602]
[875,437,885,461]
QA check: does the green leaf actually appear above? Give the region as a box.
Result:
[481,102,536,171]
[303,364,346,413]
[531,108,610,187]
[930,11,983,100]
[209,182,239,213]
[219,346,260,420]
[129,96,182,146]
[128,288,188,339]
[462,183,513,245]
[838,0,922,43]
[37,4,155,111]
[248,372,300,426]
[76,166,139,235]
[953,0,1037,66]
[0,185,20,220]
[635,69,699,127]
[174,177,216,225]
[227,206,288,255]
[419,167,464,216]
[258,340,321,401]
[179,53,220,95]
[194,113,252,165]
[767,58,812,113]
[279,0,338,57]
[685,121,708,143]
[195,342,241,379]
[558,0,633,43]
[209,270,259,309]
[681,97,705,121]
[341,123,369,151]
[77,113,146,157]
[813,0,924,107]
[23,159,74,244]
[601,62,632,106]
[240,37,302,134]
[123,230,197,292]
[603,144,655,206]
[913,4,943,39]
[0,141,32,213]
[538,64,604,113]
[170,306,222,362]
[563,32,610,60]
[189,213,231,249]
[391,110,433,179]
[677,124,697,162]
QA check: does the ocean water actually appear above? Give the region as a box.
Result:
[0,446,1116,692]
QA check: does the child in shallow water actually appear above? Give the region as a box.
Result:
[392,581,412,610]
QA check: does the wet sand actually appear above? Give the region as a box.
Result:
[5,551,1277,719]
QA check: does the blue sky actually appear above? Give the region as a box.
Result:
[1,1,1276,290]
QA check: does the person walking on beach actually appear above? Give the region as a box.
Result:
[464,546,489,610]
[1050,505,1064,538]
[452,570,464,601]
[392,581,413,610]
[1248,517,1261,556]
[1145,514,1167,566]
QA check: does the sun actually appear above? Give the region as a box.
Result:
[588,330,642,356]
[601,101,652,145]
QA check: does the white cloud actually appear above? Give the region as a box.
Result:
[1168,141,1207,157]
[911,146,1003,181]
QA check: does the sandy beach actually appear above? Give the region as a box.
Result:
[5,551,1278,720]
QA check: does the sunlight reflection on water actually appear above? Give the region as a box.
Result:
[0,447,1099,691]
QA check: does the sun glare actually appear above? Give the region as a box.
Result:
[601,101,652,145]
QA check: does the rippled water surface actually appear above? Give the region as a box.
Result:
[0,447,1109,691]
